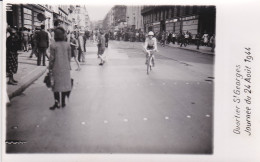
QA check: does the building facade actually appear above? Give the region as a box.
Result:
[6,4,91,32]
[6,4,45,30]
[126,6,144,31]
[71,5,89,31]
[43,5,54,29]
[103,5,126,31]
[141,5,216,37]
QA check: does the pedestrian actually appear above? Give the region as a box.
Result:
[83,31,87,56]
[160,31,165,46]
[70,33,81,71]
[22,28,29,52]
[85,30,90,41]
[167,32,172,44]
[6,27,20,85]
[29,29,39,58]
[210,34,215,52]
[195,33,201,50]
[46,29,52,56]
[97,30,106,65]
[49,27,72,109]
[184,31,189,46]
[66,30,70,42]
[105,31,109,48]
[136,31,139,42]
[172,32,176,44]
[188,32,192,45]
[179,32,185,47]
[36,25,49,66]
[77,31,85,63]
[202,32,209,46]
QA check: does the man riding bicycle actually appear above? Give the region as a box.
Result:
[144,31,158,67]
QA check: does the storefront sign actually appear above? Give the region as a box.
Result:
[153,22,160,25]
[166,19,178,24]
[180,15,198,21]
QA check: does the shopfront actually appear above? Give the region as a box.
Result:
[173,21,181,33]
[153,22,160,33]
[23,7,33,30]
[144,23,153,33]
[180,15,199,37]
[165,19,178,33]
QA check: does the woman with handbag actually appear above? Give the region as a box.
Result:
[49,27,72,110]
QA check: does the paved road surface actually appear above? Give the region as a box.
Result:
[6,40,214,154]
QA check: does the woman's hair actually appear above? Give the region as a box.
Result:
[54,27,65,42]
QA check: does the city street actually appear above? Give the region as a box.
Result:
[6,40,214,154]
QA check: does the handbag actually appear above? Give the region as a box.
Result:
[71,78,74,88]
[44,72,74,89]
[43,72,52,88]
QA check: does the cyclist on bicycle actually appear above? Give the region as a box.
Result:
[144,31,158,66]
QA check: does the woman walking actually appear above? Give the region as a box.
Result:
[49,27,72,110]
[6,27,20,85]
[22,28,29,52]
[70,33,81,71]
[97,30,106,65]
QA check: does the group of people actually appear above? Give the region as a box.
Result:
[6,21,109,110]
[155,30,215,52]
[110,30,146,42]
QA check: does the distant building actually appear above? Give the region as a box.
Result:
[141,5,216,37]
[126,6,144,31]
[103,5,126,31]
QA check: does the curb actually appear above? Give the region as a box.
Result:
[166,44,214,56]
[8,67,47,99]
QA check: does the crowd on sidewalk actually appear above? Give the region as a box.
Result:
[155,30,215,52]
[109,29,215,53]
[6,20,109,109]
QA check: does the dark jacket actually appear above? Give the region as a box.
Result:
[37,30,49,48]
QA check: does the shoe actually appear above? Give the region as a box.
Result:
[99,63,103,66]
[12,79,18,83]
[76,68,81,71]
[29,55,32,58]
[62,103,66,108]
[7,81,17,85]
[49,102,60,110]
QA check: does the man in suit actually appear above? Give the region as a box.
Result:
[36,25,49,66]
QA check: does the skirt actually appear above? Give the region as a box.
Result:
[6,51,18,76]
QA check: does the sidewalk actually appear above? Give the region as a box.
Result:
[7,51,47,100]
[165,43,215,55]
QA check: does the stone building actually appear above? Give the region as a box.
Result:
[141,5,216,37]
[126,6,144,31]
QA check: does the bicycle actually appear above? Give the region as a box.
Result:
[146,49,156,75]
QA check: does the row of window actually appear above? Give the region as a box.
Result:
[143,6,199,24]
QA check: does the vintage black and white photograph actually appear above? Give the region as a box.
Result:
[4,3,215,154]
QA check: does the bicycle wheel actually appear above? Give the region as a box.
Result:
[147,56,151,75]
